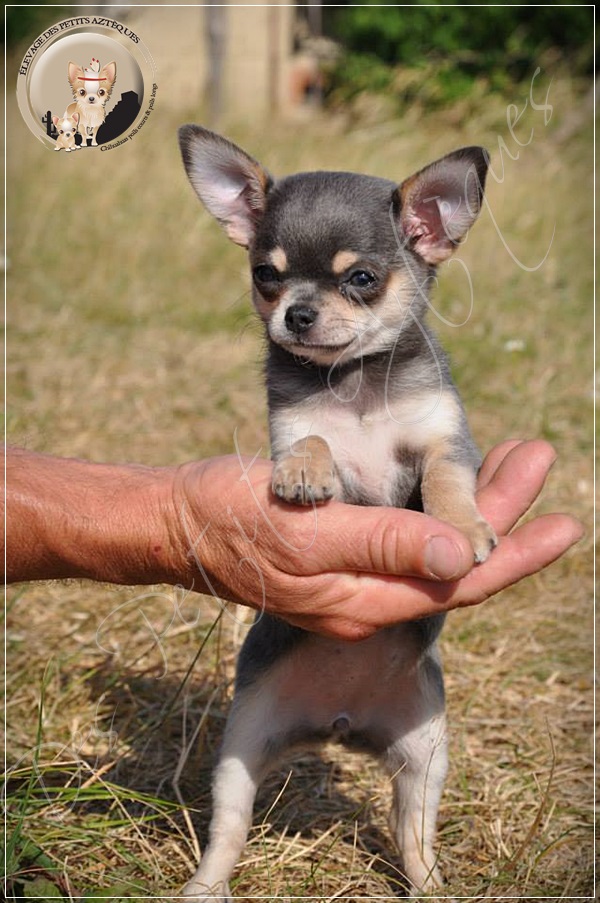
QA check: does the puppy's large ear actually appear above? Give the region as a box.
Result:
[178,125,273,248]
[101,61,117,87]
[396,147,489,265]
[68,62,84,85]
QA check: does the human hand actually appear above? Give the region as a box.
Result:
[169,439,583,640]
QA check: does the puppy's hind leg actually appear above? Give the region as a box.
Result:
[382,659,448,896]
[181,683,278,902]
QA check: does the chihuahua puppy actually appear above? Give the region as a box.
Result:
[67,58,116,147]
[52,112,79,152]
[178,125,496,899]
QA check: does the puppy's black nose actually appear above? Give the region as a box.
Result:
[285,305,317,335]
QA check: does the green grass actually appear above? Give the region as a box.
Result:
[5,41,594,902]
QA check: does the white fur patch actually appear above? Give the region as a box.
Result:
[77,104,105,128]
[272,392,459,505]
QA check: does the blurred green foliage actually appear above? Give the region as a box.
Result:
[6,3,70,48]
[324,1,594,108]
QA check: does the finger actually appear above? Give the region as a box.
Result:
[304,513,583,640]
[477,439,524,489]
[280,439,553,582]
[284,500,476,582]
[476,439,558,535]
[449,513,583,606]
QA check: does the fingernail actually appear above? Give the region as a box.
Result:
[425,535,464,580]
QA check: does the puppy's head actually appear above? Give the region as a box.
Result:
[179,125,488,367]
[53,112,79,140]
[68,60,116,107]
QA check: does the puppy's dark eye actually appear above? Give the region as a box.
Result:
[79,89,86,96]
[348,270,377,289]
[253,264,279,285]
[98,89,105,97]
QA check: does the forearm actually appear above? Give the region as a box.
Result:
[4,446,184,586]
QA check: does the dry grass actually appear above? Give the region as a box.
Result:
[5,36,594,903]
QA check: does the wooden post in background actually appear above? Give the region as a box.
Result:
[267,4,281,115]
[205,0,227,125]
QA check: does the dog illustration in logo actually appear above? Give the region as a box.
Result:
[52,111,80,152]
[67,57,116,147]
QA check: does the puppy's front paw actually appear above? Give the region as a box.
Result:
[272,455,336,505]
[463,517,498,564]
[272,435,338,505]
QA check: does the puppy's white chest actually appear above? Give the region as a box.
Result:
[273,392,458,506]
[79,104,105,127]
[326,407,403,504]
[278,405,402,505]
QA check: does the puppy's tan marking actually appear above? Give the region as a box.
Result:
[332,250,360,275]
[272,435,338,504]
[269,247,287,273]
[421,440,497,563]
[383,269,415,302]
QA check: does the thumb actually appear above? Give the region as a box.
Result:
[294,502,476,582]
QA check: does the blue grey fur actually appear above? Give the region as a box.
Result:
[177,124,492,900]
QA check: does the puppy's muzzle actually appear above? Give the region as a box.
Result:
[285,304,317,335]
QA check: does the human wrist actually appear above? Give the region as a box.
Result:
[166,455,272,604]
[166,458,222,593]
[60,459,182,586]
[82,460,182,586]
